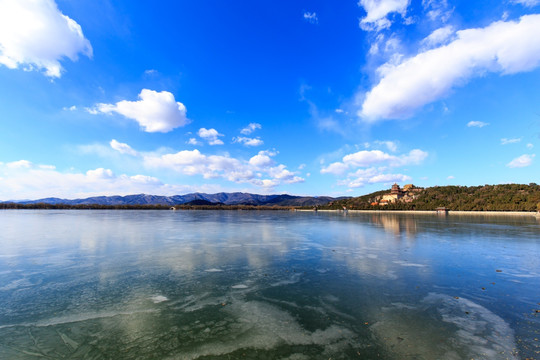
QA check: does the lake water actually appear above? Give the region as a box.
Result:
[0,210,538,359]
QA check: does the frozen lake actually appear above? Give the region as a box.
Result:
[0,210,538,359]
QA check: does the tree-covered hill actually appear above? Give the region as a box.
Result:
[325,184,540,212]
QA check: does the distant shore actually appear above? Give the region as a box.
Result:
[297,209,540,217]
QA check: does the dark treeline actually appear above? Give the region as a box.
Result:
[0,202,172,210]
[323,184,540,212]
[172,204,291,210]
[0,202,293,211]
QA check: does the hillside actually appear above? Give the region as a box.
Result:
[326,184,540,212]
[4,192,346,207]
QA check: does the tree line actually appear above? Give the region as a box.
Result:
[323,184,540,212]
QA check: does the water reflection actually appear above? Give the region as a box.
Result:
[369,213,419,239]
[0,210,537,359]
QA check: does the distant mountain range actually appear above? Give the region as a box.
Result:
[6,192,347,207]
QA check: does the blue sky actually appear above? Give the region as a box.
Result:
[0,0,539,200]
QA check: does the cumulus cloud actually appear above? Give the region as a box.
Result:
[506,154,535,168]
[249,151,275,168]
[501,137,522,145]
[198,128,224,145]
[94,89,189,133]
[303,12,318,24]
[0,0,92,77]
[358,0,410,31]
[467,121,489,128]
[527,143,534,149]
[144,149,302,189]
[359,15,540,121]
[337,168,412,188]
[240,123,262,135]
[321,148,427,188]
[233,136,264,147]
[338,149,427,169]
[110,139,139,156]
[0,160,207,200]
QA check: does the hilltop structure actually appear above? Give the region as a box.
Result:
[375,184,423,206]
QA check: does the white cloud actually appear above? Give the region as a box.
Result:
[6,160,32,169]
[0,161,212,200]
[249,151,275,168]
[374,140,398,152]
[467,121,489,128]
[527,143,534,149]
[447,175,455,179]
[359,15,540,121]
[110,139,139,156]
[198,128,224,145]
[501,137,522,145]
[320,162,350,175]
[95,89,189,133]
[511,0,540,6]
[303,12,318,24]
[337,167,411,188]
[358,0,410,31]
[240,123,262,135]
[0,0,92,77]
[144,148,302,189]
[234,137,264,147]
[86,168,115,179]
[420,25,455,49]
[423,0,453,23]
[341,149,427,168]
[321,148,427,188]
[63,105,77,111]
[85,107,99,115]
[507,154,535,168]
[187,138,201,146]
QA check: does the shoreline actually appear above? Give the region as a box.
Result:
[297,209,540,217]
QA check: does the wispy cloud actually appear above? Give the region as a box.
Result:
[240,123,262,135]
[501,137,522,145]
[233,137,264,147]
[0,160,209,200]
[359,15,540,121]
[467,121,489,128]
[506,154,535,168]
[321,148,427,188]
[187,138,201,146]
[510,0,540,6]
[358,0,410,31]
[110,139,139,156]
[303,12,318,24]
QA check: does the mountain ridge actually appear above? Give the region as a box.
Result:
[5,192,347,207]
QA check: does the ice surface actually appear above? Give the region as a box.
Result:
[372,293,518,360]
[150,295,169,303]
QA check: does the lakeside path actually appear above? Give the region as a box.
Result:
[296,209,540,217]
